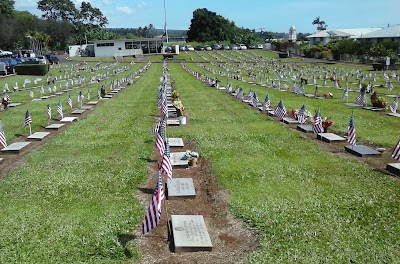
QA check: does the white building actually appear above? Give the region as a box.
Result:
[360,24,400,43]
[306,28,382,45]
[288,26,297,42]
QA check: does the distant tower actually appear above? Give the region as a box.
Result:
[288,25,297,42]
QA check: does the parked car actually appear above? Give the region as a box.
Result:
[204,45,212,51]
[185,45,194,51]
[221,45,230,50]
[231,45,238,50]
[14,58,26,64]
[0,49,12,57]
[213,44,222,50]
[36,55,47,64]
[257,44,263,49]
[179,46,186,51]
[0,58,17,74]
[238,44,247,50]
[0,62,7,75]
[195,45,205,51]
[44,54,59,64]
[21,49,35,58]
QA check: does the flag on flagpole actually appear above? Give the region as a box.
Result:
[262,94,270,111]
[67,93,73,108]
[355,90,366,106]
[24,110,32,127]
[347,113,356,145]
[160,153,172,180]
[155,132,165,156]
[312,108,324,133]
[0,121,7,148]
[40,85,44,94]
[87,89,90,100]
[274,100,286,120]
[296,104,306,124]
[141,171,165,235]
[29,89,34,98]
[389,96,398,113]
[57,99,63,119]
[251,91,259,107]
[78,91,84,104]
[341,88,349,99]
[391,140,400,160]
[47,104,51,120]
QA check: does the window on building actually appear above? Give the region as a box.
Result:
[96,43,115,47]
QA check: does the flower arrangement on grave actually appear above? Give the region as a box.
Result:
[172,90,185,116]
[322,117,334,132]
[323,92,333,99]
[182,150,199,160]
[370,91,387,108]
[290,108,313,122]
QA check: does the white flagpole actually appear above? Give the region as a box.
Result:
[164,0,169,43]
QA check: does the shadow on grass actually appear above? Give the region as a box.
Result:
[138,187,154,194]
[117,233,136,259]
[140,157,157,163]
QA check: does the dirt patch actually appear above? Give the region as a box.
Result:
[134,141,259,264]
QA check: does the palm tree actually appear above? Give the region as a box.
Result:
[148,23,154,37]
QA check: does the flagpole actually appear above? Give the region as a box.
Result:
[29,123,32,135]
[164,0,169,43]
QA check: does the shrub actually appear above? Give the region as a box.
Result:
[372,63,384,71]
[15,64,50,76]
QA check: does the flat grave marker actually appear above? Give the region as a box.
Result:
[71,109,86,115]
[386,163,400,176]
[170,152,189,167]
[168,138,184,147]
[81,105,93,110]
[282,117,298,124]
[60,116,78,123]
[45,123,65,130]
[55,92,64,95]
[1,142,31,154]
[41,96,51,99]
[0,157,3,164]
[297,124,314,133]
[304,94,315,98]
[344,145,382,157]
[344,103,362,107]
[167,178,196,199]
[387,113,400,118]
[167,119,180,126]
[31,98,42,101]
[27,132,50,141]
[317,133,346,143]
[8,103,21,107]
[171,215,213,253]
[104,94,113,99]
[87,101,98,105]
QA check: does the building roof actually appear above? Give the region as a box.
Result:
[93,38,166,43]
[360,25,400,38]
[306,28,382,39]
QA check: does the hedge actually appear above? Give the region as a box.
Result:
[15,64,50,76]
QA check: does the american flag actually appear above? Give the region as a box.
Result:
[67,94,73,108]
[160,153,172,180]
[86,89,90,100]
[29,89,34,98]
[165,140,170,158]
[57,99,63,119]
[141,171,164,235]
[341,88,349,99]
[389,96,398,113]
[155,132,165,156]
[77,91,84,104]
[24,109,32,127]
[347,114,356,145]
[0,121,7,148]
[391,140,400,160]
[4,92,10,101]
[274,100,286,120]
[47,104,51,120]
[251,92,259,107]
[355,91,366,106]
[262,94,270,111]
[296,104,306,124]
[97,89,101,98]
[387,81,393,92]
[312,108,324,133]
[40,85,44,94]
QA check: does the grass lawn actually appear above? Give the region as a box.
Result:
[0,55,399,263]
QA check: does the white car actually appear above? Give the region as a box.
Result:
[185,45,194,51]
[36,55,47,64]
[204,45,212,51]
[257,44,263,49]
[0,49,12,57]
[239,44,247,50]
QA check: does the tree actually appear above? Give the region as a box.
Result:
[0,0,14,17]
[37,0,78,22]
[26,30,51,55]
[78,2,108,28]
[312,16,327,31]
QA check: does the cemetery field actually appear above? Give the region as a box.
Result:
[0,54,399,263]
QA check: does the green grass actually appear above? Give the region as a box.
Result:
[0,63,160,263]
[167,63,400,263]
[0,56,399,263]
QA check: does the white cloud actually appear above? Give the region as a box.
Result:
[102,0,112,5]
[116,6,135,15]
[137,1,147,9]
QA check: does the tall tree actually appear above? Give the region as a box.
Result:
[0,0,14,17]
[37,0,78,22]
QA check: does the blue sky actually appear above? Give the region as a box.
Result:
[14,0,400,33]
